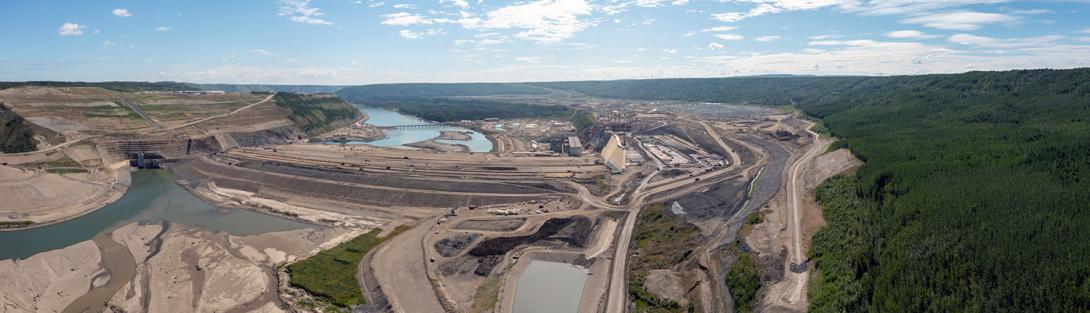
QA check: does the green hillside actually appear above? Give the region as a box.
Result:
[273,92,363,135]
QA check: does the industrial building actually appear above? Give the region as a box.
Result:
[567,136,583,156]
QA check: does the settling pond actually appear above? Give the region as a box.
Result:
[336,105,493,152]
[514,260,589,313]
[0,170,314,260]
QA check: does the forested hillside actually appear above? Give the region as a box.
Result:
[336,83,571,122]
[541,69,1090,311]
[199,84,344,94]
[336,82,550,101]
[0,104,38,153]
[273,92,362,135]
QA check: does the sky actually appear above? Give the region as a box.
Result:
[2,0,1090,84]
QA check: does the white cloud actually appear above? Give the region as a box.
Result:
[901,11,1017,30]
[461,0,594,44]
[382,12,433,25]
[663,48,678,54]
[155,26,172,32]
[399,29,444,39]
[58,23,86,36]
[948,33,1063,48]
[708,42,725,50]
[702,26,737,33]
[886,30,937,39]
[112,8,132,17]
[392,3,415,9]
[714,33,744,41]
[711,1,1013,24]
[278,0,333,25]
[251,49,275,56]
[808,34,841,40]
[1078,28,1090,34]
[440,0,470,9]
[455,32,508,45]
[514,56,546,63]
[1008,8,1053,15]
[756,35,781,42]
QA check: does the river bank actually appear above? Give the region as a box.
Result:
[0,164,131,232]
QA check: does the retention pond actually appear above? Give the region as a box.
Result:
[513,260,588,313]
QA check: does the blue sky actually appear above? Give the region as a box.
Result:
[2,0,1089,84]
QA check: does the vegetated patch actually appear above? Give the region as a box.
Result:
[0,104,43,153]
[0,221,34,229]
[467,216,591,276]
[726,211,764,313]
[288,227,407,308]
[628,203,702,312]
[470,266,507,313]
[17,154,83,170]
[273,92,362,136]
[435,232,481,257]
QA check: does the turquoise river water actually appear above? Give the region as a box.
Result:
[0,170,313,260]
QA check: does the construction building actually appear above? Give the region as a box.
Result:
[601,134,626,173]
[567,136,583,156]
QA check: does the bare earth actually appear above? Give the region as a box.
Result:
[0,241,103,313]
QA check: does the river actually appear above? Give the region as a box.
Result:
[0,170,313,260]
[339,104,494,152]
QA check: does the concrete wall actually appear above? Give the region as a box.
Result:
[601,134,626,174]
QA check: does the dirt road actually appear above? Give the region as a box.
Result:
[371,220,446,313]
[778,120,824,305]
[152,93,275,133]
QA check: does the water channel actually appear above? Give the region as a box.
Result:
[0,170,314,260]
[513,260,589,313]
[337,104,494,153]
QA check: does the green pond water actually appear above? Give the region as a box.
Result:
[513,260,589,313]
[0,169,313,260]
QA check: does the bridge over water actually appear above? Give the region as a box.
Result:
[377,123,451,130]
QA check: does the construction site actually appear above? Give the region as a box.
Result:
[0,84,860,313]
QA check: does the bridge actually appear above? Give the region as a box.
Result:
[378,123,451,130]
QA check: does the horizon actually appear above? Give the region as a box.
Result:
[3,1,1090,84]
[4,67,1086,86]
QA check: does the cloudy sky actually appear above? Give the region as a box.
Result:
[3,0,1090,84]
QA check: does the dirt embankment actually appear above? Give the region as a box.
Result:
[438,131,472,141]
[406,139,470,153]
[0,241,104,313]
[0,163,129,230]
[104,222,349,313]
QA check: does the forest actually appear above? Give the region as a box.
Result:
[376,98,573,122]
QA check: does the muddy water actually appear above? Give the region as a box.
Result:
[337,104,494,152]
[60,233,137,313]
[513,261,588,313]
[0,170,313,260]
